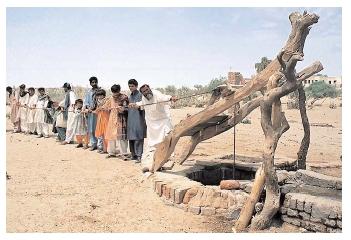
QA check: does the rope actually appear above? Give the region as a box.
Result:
[16,89,214,112]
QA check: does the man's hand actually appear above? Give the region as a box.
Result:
[128,103,138,109]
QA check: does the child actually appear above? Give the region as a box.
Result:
[73,99,89,149]
[94,89,109,154]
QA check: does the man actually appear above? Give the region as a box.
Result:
[129,84,177,172]
[17,84,29,133]
[127,79,146,163]
[83,76,101,151]
[6,86,20,132]
[26,87,38,134]
[61,83,76,144]
[35,87,50,138]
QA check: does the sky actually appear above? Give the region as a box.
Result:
[6,7,342,89]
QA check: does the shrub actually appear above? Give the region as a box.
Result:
[305,81,339,99]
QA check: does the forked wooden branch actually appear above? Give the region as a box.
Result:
[152,11,320,172]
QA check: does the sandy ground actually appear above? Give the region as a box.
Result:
[6,101,341,232]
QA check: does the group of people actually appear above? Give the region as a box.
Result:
[6,77,178,172]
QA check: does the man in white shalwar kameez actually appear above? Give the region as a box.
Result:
[130,84,177,172]
[17,84,29,133]
[35,88,50,138]
[61,83,76,144]
[26,87,38,134]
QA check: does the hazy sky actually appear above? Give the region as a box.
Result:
[6,7,341,89]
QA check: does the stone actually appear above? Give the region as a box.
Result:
[219,180,240,190]
[304,201,312,213]
[287,209,299,217]
[183,188,198,204]
[215,208,228,215]
[200,207,216,216]
[309,216,322,223]
[188,188,204,207]
[283,198,290,208]
[255,202,263,213]
[326,227,341,233]
[156,181,165,197]
[202,189,216,207]
[189,206,201,215]
[162,184,171,199]
[296,199,304,211]
[311,204,330,220]
[280,207,287,214]
[296,169,341,189]
[324,219,336,227]
[281,215,301,227]
[174,203,188,211]
[304,221,327,232]
[337,220,342,228]
[280,183,298,194]
[174,187,190,204]
[289,198,297,209]
[225,207,241,220]
[276,170,289,184]
[299,211,310,221]
[220,197,229,209]
[213,197,222,209]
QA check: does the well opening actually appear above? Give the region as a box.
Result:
[186,163,256,186]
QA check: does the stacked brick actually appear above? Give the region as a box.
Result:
[150,172,249,218]
[280,193,342,232]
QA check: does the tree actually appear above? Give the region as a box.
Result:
[305,81,338,99]
[255,57,272,73]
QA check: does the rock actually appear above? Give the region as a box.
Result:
[220,180,240,190]
[202,188,215,207]
[324,219,336,227]
[225,207,241,220]
[212,197,222,209]
[188,188,204,207]
[337,220,342,228]
[281,215,301,227]
[304,221,327,232]
[200,207,216,216]
[276,170,289,184]
[311,203,331,220]
[287,209,299,217]
[289,198,297,209]
[183,188,198,204]
[189,206,201,215]
[255,202,263,213]
[280,207,288,214]
[296,199,304,211]
[299,211,310,221]
[174,187,191,204]
[280,183,298,194]
[304,201,312,213]
[296,169,341,189]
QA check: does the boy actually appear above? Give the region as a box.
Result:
[73,99,89,149]
[94,89,109,154]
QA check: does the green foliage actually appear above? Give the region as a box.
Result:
[305,81,339,99]
[206,76,226,91]
[255,57,272,73]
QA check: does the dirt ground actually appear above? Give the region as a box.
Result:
[6,100,341,232]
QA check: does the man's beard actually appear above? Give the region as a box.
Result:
[145,93,153,100]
